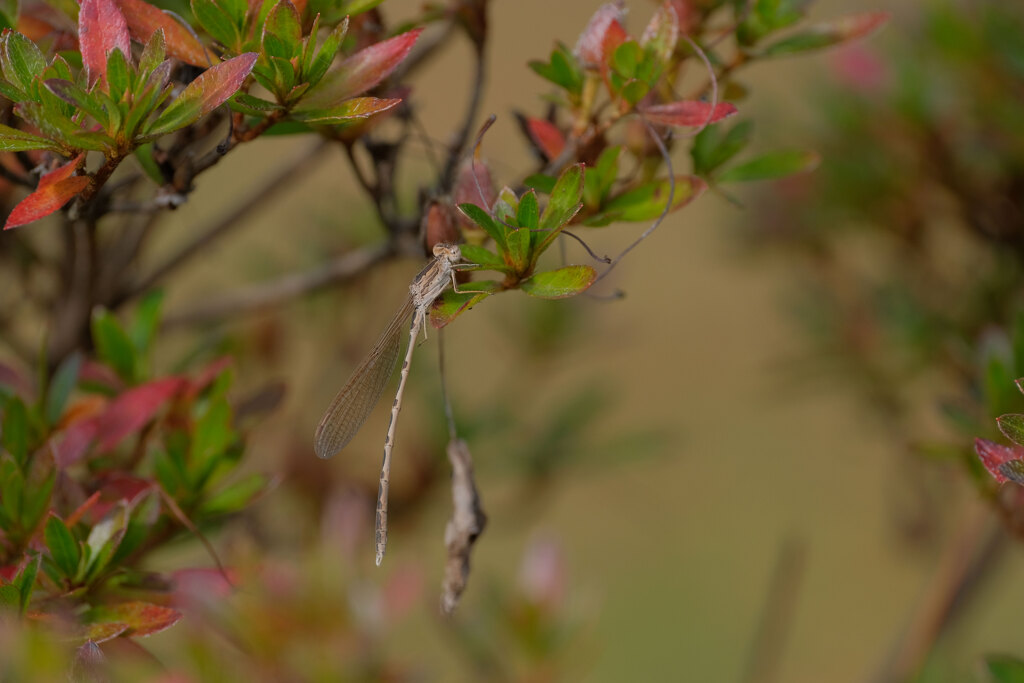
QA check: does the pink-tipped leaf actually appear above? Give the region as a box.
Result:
[79,0,131,87]
[640,100,738,127]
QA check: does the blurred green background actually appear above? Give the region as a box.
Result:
[50,0,1022,680]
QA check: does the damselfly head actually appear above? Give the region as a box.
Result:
[432,242,462,263]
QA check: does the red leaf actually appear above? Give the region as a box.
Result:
[975,437,1024,484]
[639,100,738,127]
[115,0,210,67]
[79,0,131,87]
[526,117,565,160]
[453,158,495,229]
[193,52,257,118]
[94,377,185,451]
[300,28,422,109]
[574,3,627,68]
[95,601,182,636]
[5,156,89,230]
[53,417,100,468]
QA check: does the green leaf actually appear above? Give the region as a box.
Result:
[692,119,753,176]
[201,473,269,515]
[44,516,81,578]
[262,0,301,61]
[717,149,820,183]
[44,79,111,129]
[1,30,45,92]
[998,415,1024,448]
[189,396,233,488]
[304,17,348,88]
[596,176,705,223]
[505,227,531,275]
[138,29,166,80]
[191,0,240,48]
[583,146,621,209]
[105,48,130,102]
[91,308,137,383]
[759,12,889,58]
[430,281,501,328]
[0,583,19,610]
[0,0,18,31]
[133,142,164,184]
[45,351,81,426]
[22,469,54,535]
[612,41,641,79]
[986,654,1024,683]
[528,43,582,95]
[458,203,506,251]
[129,290,164,358]
[460,244,510,274]
[523,173,556,194]
[517,190,539,231]
[0,122,61,152]
[540,163,583,232]
[14,553,39,613]
[521,266,597,299]
[2,396,29,466]
[346,0,384,14]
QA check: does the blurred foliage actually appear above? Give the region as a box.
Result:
[741,0,1024,483]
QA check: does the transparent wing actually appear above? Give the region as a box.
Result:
[314,297,415,459]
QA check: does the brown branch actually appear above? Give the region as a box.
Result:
[162,241,393,327]
[121,140,330,303]
[867,503,1007,683]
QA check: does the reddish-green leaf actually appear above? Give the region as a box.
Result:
[79,0,131,87]
[298,28,421,110]
[116,0,210,67]
[290,96,401,123]
[761,12,890,58]
[93,377,184,451]
[717,149,820,183]
[574,3,626,68]
[0,123,61,152]
[640,100,738,127]
[1000,460,1024,486]
[521,265,597,299]
[975,437,1024,484]
[430,281,501,328]
[4,156,88,230]
[525,117,565,160]
[146,52,256,136]
[84,621,129,642]
[90,601,182,636]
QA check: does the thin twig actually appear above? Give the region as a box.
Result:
[123,140,329,301]
[162,242,393,327]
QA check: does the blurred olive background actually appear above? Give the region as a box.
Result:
[122,0,1024,680]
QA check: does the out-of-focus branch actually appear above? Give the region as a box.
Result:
[162,242,392,327]
[738,537,807,683]
[440,43,487,192]
[121,140,329,303]
[868,503,1007,683]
